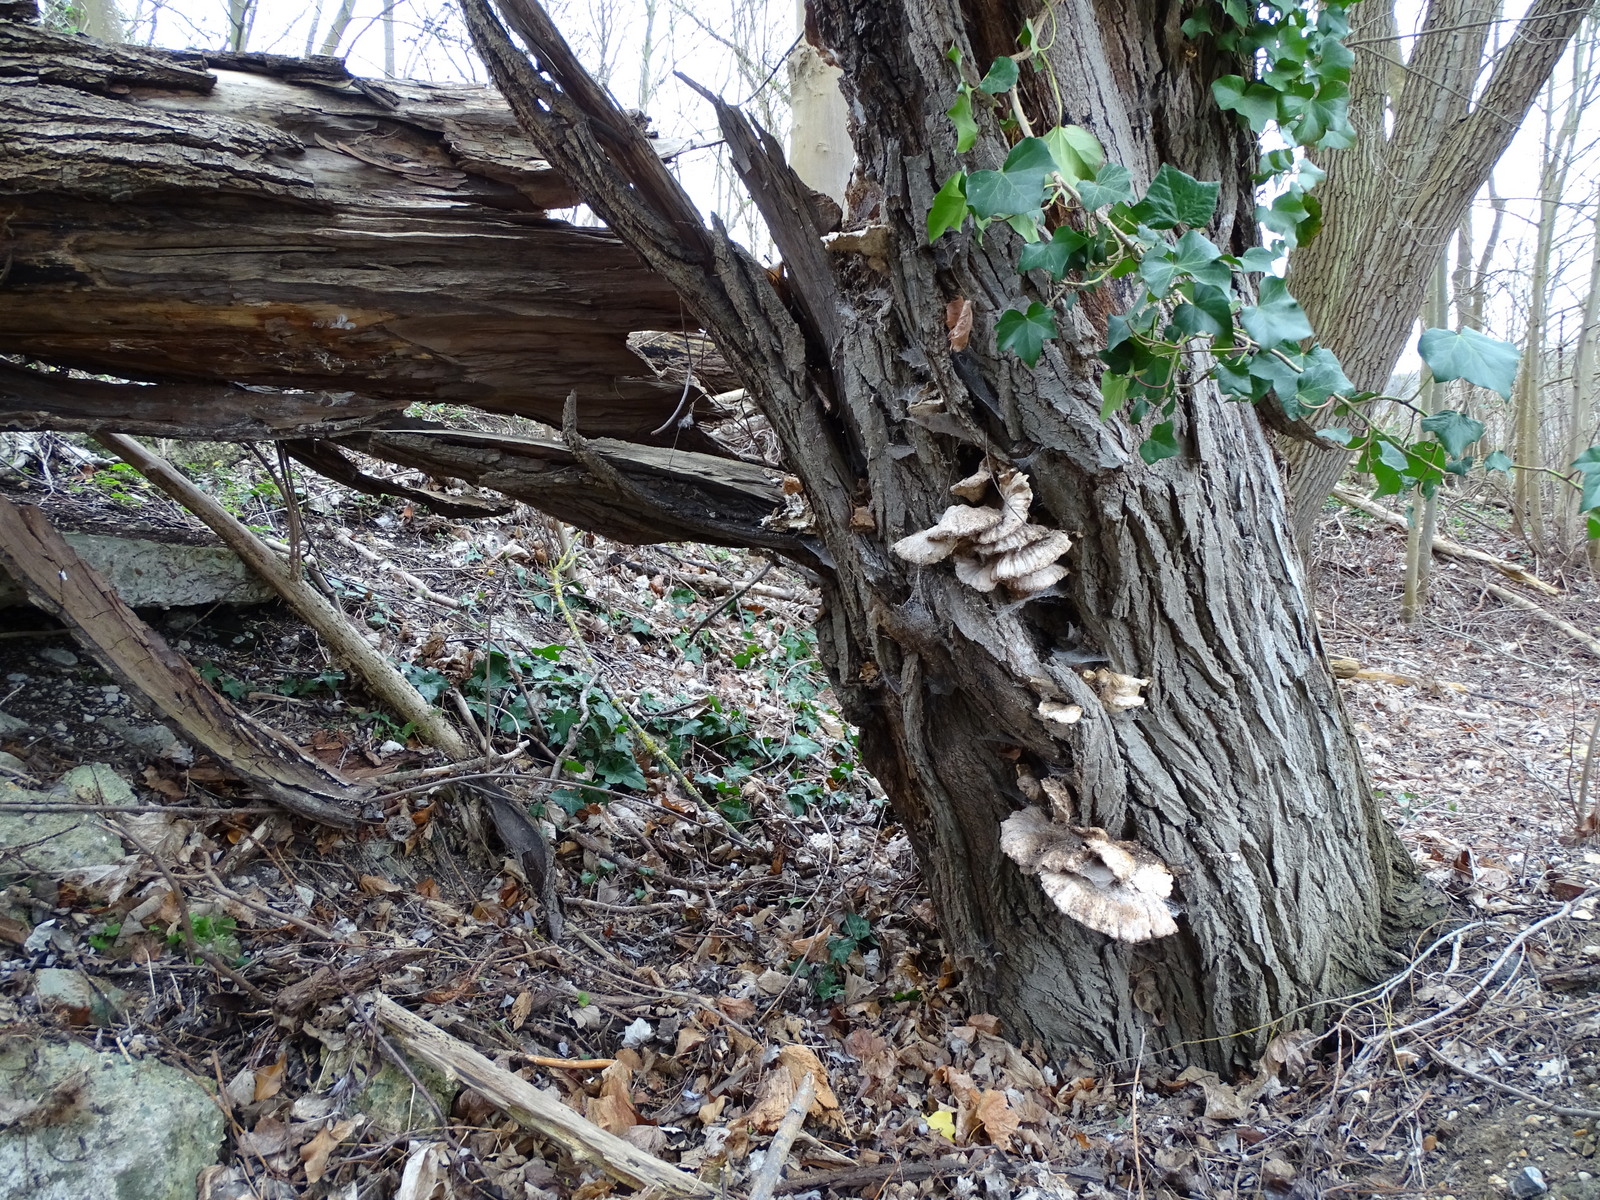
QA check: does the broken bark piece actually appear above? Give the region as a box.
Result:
[0,495,368,827]
[365,992,715,1198]
[999,808,1176,942]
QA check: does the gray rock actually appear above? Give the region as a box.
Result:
[319,1045,456,1133]
[0,1039,224,1200]
[55,764,137,808]
[37,647,79,668]
[0,532,275,610]
[0,774,126,885]
[98,716,183,758]
[0,751,27,775]
[0,710,29,736]
[1513,1166,1550,1198]
[32,969,130,1027]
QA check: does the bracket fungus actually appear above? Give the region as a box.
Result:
[999,808,1178,942]
[1082,668,1150,712]
[889,465,1072,599]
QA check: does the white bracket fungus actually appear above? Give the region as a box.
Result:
[1082,668,1150,711]
[890,464,1072,599]
[999,808,1177,942]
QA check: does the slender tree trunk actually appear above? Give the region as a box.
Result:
[1563,193,1600,555]
[1403,259,1449,623]
[318,0,357,56]
[1278,0,1585,552]
[461,0,1444,1068]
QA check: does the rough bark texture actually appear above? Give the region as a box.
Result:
[0,22,719,448]
[1279,0,1586,549]
[464,0,1440,1067]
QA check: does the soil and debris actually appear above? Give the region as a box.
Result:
[2,435,1600,1200]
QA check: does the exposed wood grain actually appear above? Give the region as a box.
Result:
[0,494,367,827]
[366,992,715,1198]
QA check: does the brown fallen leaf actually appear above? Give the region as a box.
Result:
[974,1088,1019,1150]
[746,1045,842,1132]
[509,989,534,1031]
[358,874,401,895]
[584,1061,641,1135]
[300,1117,359,1183]
[253,1052,287,1102]
[946,297,974,351]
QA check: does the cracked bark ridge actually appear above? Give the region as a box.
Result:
[0,17,719,448]
[464,0,1442,1066]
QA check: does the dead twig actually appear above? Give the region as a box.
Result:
[748,1072,816,1200]
[1430,1048,1600,1118]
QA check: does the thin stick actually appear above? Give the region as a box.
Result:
[198,865,338,941]
[1431,1049,1600,1118]
[1579,709,1600,832]
[748,1072,815,1200]
[1480,578,1600,658]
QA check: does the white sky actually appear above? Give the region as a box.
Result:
[108,0,1600,366]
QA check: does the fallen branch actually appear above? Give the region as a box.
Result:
[0,495,367,827]
[96,433,473,760]
[772,1156,976,1196]
[1479,579,1600,660]
[1332,487,1560,596]
[364,992,715,1198]
[1327,656,1468,692]
[749,1072,815,1200]
[1431,1049,1600,1119]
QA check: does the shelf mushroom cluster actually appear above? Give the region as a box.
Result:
[999,808,1178,943]
[889,464,1072,598]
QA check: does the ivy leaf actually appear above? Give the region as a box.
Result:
[966,137,1055,219]
[1018,225,1089,279]
[1212,74,1281,133]
[1484,449,1514,474]
[1076,162,1134,209]
[1042,124,1105,184]
[1138,230,1226,297]
[1192,281,1236,347]
[979,56,1019,94]
[1131,164,1220,230]
[1417,327,1520,399]
[1212,355,1260,398]
[1294,345,1353,407]
[996,302,1057,367]
[1237,246,1279,273]
[1319,427,1355,446]
[1239,277,1313,347]
[1572,446,1600,511]
[1139,421,1180,464]
[1249,349,1306,414]
[927,172,968,242]
[1419,410,1485,458]
[1099,370,1131,418]
[1287,82,1351,147]
[947,88,978,153]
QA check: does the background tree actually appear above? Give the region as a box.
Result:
[1279,0,1587,551]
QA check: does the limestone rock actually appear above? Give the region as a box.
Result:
[0,1038,225,1200]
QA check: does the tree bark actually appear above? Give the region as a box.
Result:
[1279,0,1586,551]
[0,25,721,449]
[462,0,1441,1067]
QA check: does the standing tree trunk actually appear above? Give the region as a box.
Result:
[1278,0,1585,552]
[462,0,1441,1067]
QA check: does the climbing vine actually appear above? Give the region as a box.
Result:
[928,2,1600,536]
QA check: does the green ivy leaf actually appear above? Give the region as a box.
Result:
[1294,345,1353,407]
[1285,82,1351,146]
[947,88,978,153]
[979,56,1020,94]
[1484,449,1514,474]
[1249,349,1306,415]
[1180,12,1214,37]
[927,172,968,242]
[966,136,1055,219]
[1239,277,1313,347]
[1212,355,1259,398]
[1193,281,1236,347]
[1212,74,1281,133]
[1131,163,1220,230]
[1139,421,1180,464]
[1099,370,1131,418]
[1076,162,1134,209]
[1420,410,1486,458]
[996,302,1057,367]
[1017,225,1089,279]
[1417,327,1520,399]
[1319,427,1355,446]
[1006,213,1041,242]
[1042,124,1105,183]
[1138,230,1226,296]
[1573,446,1600,511]
[1237,246,1279,273]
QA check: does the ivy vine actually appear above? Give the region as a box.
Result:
[928,1,1600,537]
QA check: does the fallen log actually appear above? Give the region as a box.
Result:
[364,992,715,1198]
[1480,578,1600,660]
[1327,656,1468,692]
[96,433,476,760]
[0,495,368,826]
[1331,487,1560,596]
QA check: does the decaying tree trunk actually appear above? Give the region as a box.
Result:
[0,20,714,448]
[458,0,1442,1066]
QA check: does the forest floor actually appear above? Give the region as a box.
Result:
[1,435,1599,1200]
